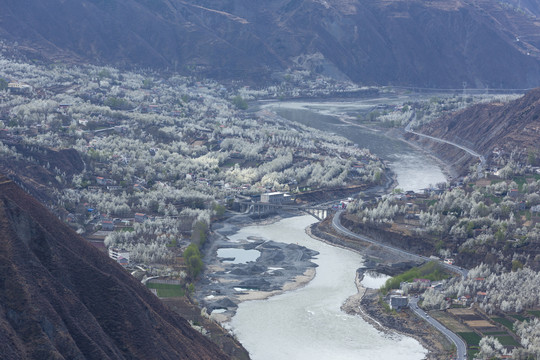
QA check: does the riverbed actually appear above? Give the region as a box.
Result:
[228,216,427,360]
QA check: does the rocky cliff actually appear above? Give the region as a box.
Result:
[0,173,229,359]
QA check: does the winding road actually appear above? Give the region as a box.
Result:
[332,210,468,277]
[409,297,467,360]
[331,210,468,359]
[405,120,486,176]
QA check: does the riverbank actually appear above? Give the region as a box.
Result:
[387,128,460,180]
[198,211,446,359]
[196,213,320,323]
[336,115,459,181]
[332,266,453,360]
[225,215,428,360]
[359,288,455,360]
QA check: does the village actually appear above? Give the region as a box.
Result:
[0,58,386,277]
[342,159,540,359]
[1,55,540,359]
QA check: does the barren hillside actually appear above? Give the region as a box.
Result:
[0,173,228,359]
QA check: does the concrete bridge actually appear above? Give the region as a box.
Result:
[240,202,331,221]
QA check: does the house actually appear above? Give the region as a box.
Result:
[283,194,295,204]
[455,295,473,306]
[135,213,148,223]
[97,177,115,186]
[476,291,488,302]
[509,189,519,198]
[108,248,130,263]
[431,282,444,291]
[8,82,32,94]
[101,220,114,231]
[405,190,417,198]
[389,295,408,310]
[133,184,146,191]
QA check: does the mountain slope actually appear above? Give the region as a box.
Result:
[407,88,540,173]
[421,89,540,155]
[0,174,228,359]
[2,0,540,87]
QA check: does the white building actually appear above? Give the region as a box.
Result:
[261,192,285,204]
[108,248,130,264]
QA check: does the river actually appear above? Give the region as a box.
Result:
[229,216,427,360]
[262,99,447,192]
[227,99,447,359]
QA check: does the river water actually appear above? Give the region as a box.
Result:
[229,216,427,360]
[263,99,447,192]
[227,99,446,359]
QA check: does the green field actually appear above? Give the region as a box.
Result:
[381,261,449,293]
[482,331,508,336]
[457,332,482,347]
[468,349,479,360]
[510,314,528,322]
[492,317,514,331]
[528,310,540,318]
[494,335,520,347]
[513,176,527,191]
[146,283,185,297]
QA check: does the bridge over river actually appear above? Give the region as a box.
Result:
[239,201,332,221]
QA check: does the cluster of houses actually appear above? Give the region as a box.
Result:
[96,176,116,186]
[386,276,490,311]
[7,82,32,94]
[98,213,149,231]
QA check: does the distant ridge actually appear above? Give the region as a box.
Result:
[1,0,540,87]
[0,173,228,359]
